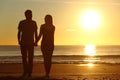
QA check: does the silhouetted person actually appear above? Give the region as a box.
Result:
[17,10,37,77]
[35,14,55,78]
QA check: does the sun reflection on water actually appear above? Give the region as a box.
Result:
[84,58,100,62]
[78,44,99,67]
[77,63,94,67]
[77,44,101,67]
[85,44,96,56]
[87,63,94,67]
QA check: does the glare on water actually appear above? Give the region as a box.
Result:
[85,44,96,56]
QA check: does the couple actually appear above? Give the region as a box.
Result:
[17,10,55,78]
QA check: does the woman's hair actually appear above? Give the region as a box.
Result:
[45,14,53,24]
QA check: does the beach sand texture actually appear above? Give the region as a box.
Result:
[0,63,120,80]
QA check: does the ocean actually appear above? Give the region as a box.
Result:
[0,45,120,64]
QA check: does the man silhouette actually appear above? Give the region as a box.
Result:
[17,10,37,77]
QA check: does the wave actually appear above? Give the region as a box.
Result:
[0,55,120,64]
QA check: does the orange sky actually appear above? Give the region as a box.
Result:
[0,0,120,45]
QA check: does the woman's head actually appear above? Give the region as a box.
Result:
[45,14,53,24]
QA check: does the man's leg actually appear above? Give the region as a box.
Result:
[28,46,34,76]
[20,45,27,76]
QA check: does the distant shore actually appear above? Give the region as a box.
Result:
[0,63,120,80]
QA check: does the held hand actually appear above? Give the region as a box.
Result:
[18,41,22,45]
[34,42,38,46]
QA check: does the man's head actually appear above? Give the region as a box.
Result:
[25,10,32,20]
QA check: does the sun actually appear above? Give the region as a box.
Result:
[80,9,101,30]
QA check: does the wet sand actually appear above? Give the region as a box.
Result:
[0,63,120,80]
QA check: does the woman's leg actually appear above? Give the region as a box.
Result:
[42,50,53,77]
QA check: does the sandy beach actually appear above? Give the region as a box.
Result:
[0,63,120,80]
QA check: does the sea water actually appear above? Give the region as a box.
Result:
[0,45,120,64]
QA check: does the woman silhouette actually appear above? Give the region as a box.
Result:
[35,14,55,77]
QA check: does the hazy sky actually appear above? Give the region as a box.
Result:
[1,0,120,45]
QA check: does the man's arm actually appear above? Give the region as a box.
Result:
[35,30,38,42]
[17,29,21,45]
[35,26,42,44]
[17,22,22,45]
[34,28,38,46]
[35,22,38,41]
[34,22,38,46]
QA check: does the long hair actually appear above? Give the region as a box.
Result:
[45,15,53,25]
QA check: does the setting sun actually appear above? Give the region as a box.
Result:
[80,9,101,30]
